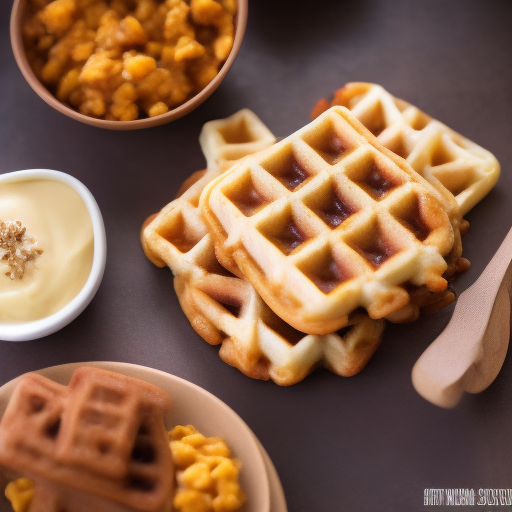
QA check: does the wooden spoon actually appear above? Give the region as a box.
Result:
[412,226,512,408]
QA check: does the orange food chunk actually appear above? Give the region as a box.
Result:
[39,0,77,36]
[174,35,205,61]
[123,53,157,80]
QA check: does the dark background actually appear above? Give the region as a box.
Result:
[1,1,512,511]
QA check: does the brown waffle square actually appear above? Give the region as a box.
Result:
[0,367,173,512]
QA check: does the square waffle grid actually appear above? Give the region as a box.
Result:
[199,108,277,172]
[0,373,67,467]
[146,170,385,384]
[0,369,173,512]
[141,110,385,385]
[60,368,172,497]
[201,107,455,334]
[318,83,500,216]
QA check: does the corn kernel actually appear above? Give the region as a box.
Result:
[190,0,223,25]
[174,489,213,512]
[213,35,232,61]
[182,433,207,447]
[69,87,84,106]
[192,62,218,89]
[164,2,194,42]
[200,439,230,458]
[23,16,46,40]
[41,58,64,84]
[39,0,76,35]
[213,491,245,512]
[118,15,147,46]
[110,102,139,121]
[159,44,175,64]
[57,67,80,101]
[79,89,106,116]
[113,82,138,103]
[76,0,97,9]
[169,426,245,512]
[219,0,237,15]
[123,53,156,80]
[170,425,199,441]
[211,459,238,481]
[111,0,129,17]
[72,41,95,61]
[171,440,198,467]
[5,478,35,512]
[199,455,224,467]
[216,479,241,496]
[148,101,169,117]
[175,36,205,62]
[183,462,214,491]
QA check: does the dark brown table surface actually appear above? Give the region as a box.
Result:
[1,1,512,511]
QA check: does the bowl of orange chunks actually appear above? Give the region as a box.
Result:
[10,0,247,129]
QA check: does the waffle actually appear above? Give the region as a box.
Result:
[141,110,385,385]
[0,367,173,512]
[142,109,277,272]
[199,106,460,335]
[199,108,276,173]
[311,82,500,216]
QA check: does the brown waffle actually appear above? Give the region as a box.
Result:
[0,367,173,512]
[199,106,460,334]
[312,82,500,216]
[141,110,385,384]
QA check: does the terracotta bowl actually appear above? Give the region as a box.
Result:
[0,362,279,512]
[10,0,248,130]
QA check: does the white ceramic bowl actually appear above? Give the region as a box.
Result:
[0,169,106,341]
[0,362,280,512]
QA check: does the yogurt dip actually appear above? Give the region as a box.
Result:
[0,178,94,323]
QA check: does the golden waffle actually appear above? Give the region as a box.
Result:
[143,109,277,273]
[0,367,173,512]
[199,108,276,173]
[312,82,500,216]
[199,106,459,335]
[141,110,385,384]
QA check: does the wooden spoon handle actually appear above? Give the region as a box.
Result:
[412,226,512,408]
[466,225,512,303]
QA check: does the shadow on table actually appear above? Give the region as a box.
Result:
[247,0,371,48]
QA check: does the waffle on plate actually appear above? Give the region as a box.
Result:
[0,367,173,512]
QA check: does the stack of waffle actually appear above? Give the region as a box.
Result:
[142,86,500,385]
[0,367,173,512]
